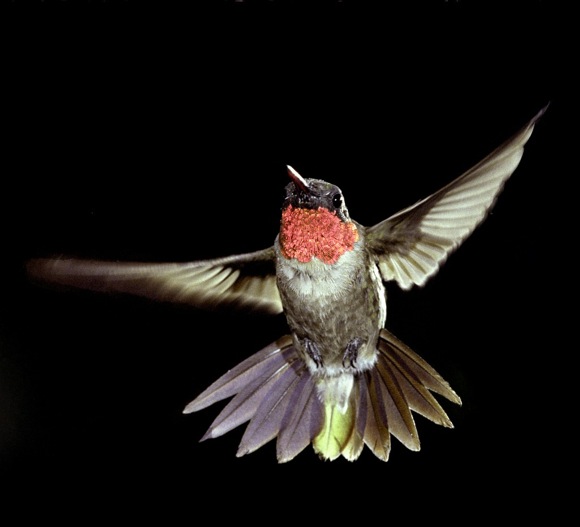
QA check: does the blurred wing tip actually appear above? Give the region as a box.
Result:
[535,102,550,121]
[26,257,60,278]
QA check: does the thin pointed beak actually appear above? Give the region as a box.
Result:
[287,165,310,192]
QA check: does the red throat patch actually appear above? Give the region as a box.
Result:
[280,205,359,264]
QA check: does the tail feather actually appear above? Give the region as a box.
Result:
[276,373,323,463]
[184,330,461,462]
[379,329,462,404]
[375,358,420,451]
[378,329,462,428]
[236,360,305,457]
[185,336,325,461]
[200,348,298,440]
[312,398,356,461]
[388,361,454,428]
[364,368,392,461]
[340,381,366,461]
[183,335,293,413]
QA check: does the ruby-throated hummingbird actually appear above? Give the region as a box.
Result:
[27,106,546,462]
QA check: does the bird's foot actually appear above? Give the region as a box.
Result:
[342,337,364,368]
[303,338,324,368]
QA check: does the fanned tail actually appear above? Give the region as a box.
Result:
[184,330,461,462]
[184,336,324,463]
[308,328,461,462]
[358,329,462,461]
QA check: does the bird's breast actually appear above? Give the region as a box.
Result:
[275,236,364,299]
[274,237,386,372]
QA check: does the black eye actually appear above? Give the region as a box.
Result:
[332,193,343,208]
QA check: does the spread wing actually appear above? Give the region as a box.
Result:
[27,247,283,315]
[365,105,547,290]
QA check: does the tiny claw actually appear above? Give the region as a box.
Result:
[342,337,364,368]
[304,338,324,368]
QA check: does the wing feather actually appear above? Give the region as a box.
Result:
[26,248,283,315]
[366,106,547,289]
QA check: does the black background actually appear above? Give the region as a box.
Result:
[1,1,574,522]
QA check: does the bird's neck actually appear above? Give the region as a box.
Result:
[279,205,359,265]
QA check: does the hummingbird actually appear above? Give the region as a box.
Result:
[27,106,546,463]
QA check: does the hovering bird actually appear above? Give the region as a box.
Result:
[27,107,546,462]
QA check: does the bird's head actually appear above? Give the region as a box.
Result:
[283,165,351,222]
[279,166,359,264]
